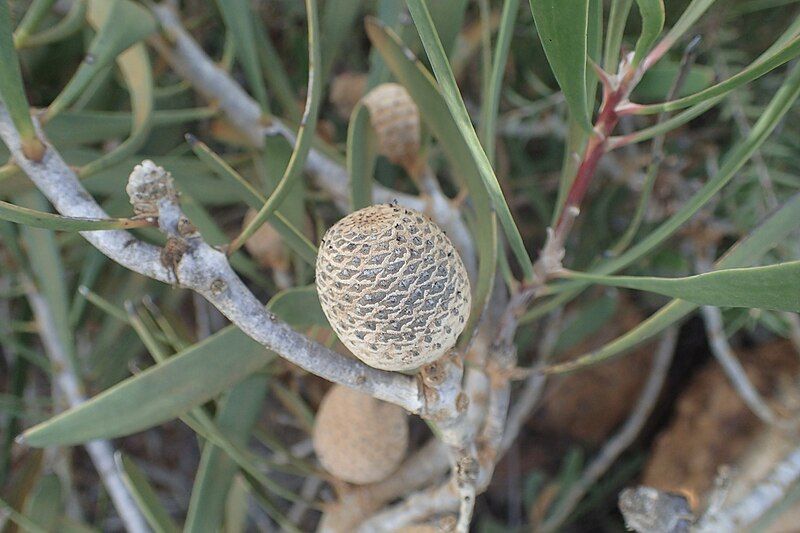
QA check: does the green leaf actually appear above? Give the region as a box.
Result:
[546,191,800,374]
[214,0,269,111]
[365,18,498,342]
[44,0,156,121]
[77,7,154,178]
[186,136,317,265]
[21,276,326,447]
[266,285,328,329]
[320,0,363,82]
[563,261,800,312]
[632,0,665,66]
[633,33,800,114]
[528,0,591,130]
[17,192,77,373]
[0,0,41,154]
[16,0,86,49]
[0,198,150,231]
[229,0,321,255]
[480,0,520,164]
[603,0,633,72]
[117,454,180,533]
[185,376,268,533]
[346,102,377,211]
[404,0,532,281]
[12,0,57,47]
[22,326,273,446]
[524,61,800,325]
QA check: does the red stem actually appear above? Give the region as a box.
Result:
[555,87,624,235]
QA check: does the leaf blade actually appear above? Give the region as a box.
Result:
[528,0,591,130]
[563,261,800,312]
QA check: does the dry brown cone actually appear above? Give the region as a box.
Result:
[313,384,409,485]
[315,204,471,371]
[330,72,368,119]
[362,82,421,172]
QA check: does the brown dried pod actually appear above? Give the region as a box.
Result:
[315,204,471,371]
[362,83,420,169]
[330,72,368,119]
[313,384,408,484]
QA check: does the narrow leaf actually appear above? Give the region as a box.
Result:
[634,33,800,114]
[229,0,321,255]
[77,7,154,178]
[632,0,665,66]
[546,192,800,374]
[117,454,180,533]
[22,326,273,446]
[404,0,533,280]
[214,0,269,110]
[45,0,156,121]
[185,376,268,533]
[528,0,591,130]
[346,102,377,211]
[0,0,42,156]
[0,199,150,231]
[563,261,800,312]
[365,18,498,342]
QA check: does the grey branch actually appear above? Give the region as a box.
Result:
[695,445,800,531]
[542,328,678,532]
[25,283,150,533]
[150,3,477,280]
[0,103,422,414]
[701,304,796,430]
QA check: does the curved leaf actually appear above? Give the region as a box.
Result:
[45,0,156,120]
[365,18,498,344]
[404,0,531,281]
[632,0,665,66]
[346,102,377,211]
[546,192,800,375]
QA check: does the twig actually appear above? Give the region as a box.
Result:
[318,439,450,532]
[24,282,149,533]
[357,480,459,533]
[149,3,477,279]
[695,249,796,430]
[700,303,796,430]
[0,104,423,414]
[694,445,800,532]
[540,328,678,532]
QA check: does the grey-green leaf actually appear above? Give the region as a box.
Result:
[117,454,180,533]
[563,261,800,312]
[632,0,665,66]
[0,199,149,231]
[528,0,591,130]
[22,326,273,446]
[267,285,328,329]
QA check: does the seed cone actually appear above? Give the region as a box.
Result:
[315,204,471,371]
[313,385,408,484]
[362,83,420,169]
